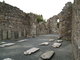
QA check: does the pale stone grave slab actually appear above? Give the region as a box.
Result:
[39,42,49,46]
[3,58,14,60]
[57,40,63,43]
[24,47,40,55]
[52,43,62,48]
[49,39,55,42]
[0,43,15,47]
[17,39,27,42]
[41,51,55,60]
[1,42,6,44]
[0,42,6,45]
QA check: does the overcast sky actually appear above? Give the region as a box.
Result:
[0,0,74,20]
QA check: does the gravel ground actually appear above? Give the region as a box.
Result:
[0,34,74,60]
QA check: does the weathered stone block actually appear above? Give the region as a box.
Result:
[18,31,21,38]
[41,51,55,60]
[3,58,14,60]
[0,29,3,40]
[24,47,40,55]
[3,30,7,40]
[39,42,49,46]
[52,42,62,48]
[8,30,11,39]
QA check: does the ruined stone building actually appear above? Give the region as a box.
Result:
[47,2,72,40]
[37,22,48,35]
[1,1,80,60]
[25,13,38,37]
[72,0,80,60]
[0,2,29,40]
[47,15,59,34]
[0,2,48,40]
[47,1,79,60]
[58,2,72,40]
[0,2,41,40]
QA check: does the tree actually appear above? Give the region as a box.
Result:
[36,15,44,23]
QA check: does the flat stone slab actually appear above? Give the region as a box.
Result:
[39,42,49,46]
[3,58,14,60]
[0,42,6,45]
[17,39,27,42]
[24,47,40,55]
[49,39,55,42]
[52,43,62,48]
[57,40,63,43]
[1,42,6,44]
[0,43,15,47]
[41,51,55,60]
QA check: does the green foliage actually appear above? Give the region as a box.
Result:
[36,15,45,23]
[28,12,45,23]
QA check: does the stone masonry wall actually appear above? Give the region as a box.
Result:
[72,0,80,60]
[26,13,37,37]
[58,2,72,40]
[47,15,59,34]
[37,22,48,35]
[0,2,33,40]
[0,2,46,40]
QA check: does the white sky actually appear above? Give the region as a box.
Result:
[0,0,74,20]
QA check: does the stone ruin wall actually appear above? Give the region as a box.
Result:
[58,0,80,60]
[47,1,80,60]
[47,2,72,40]
[47,15,59,34]
[0,2,34,40]
[0,1,73,41]
[72,0,80,60]
[25,13,38,37]
[58,2,72,40]
[1,1,80,60]
[0,2,48,40]
[37,22,48,35]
